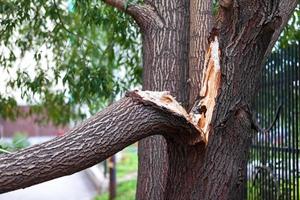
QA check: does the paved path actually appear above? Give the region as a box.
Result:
[118,172,137,183]
[0,170,98,200]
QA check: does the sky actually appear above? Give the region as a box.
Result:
[0,44,65,105]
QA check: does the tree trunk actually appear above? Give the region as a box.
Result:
[138,0,215,198]
[0,0,297,199]
[137,0,190,198]
[136,0,297,200]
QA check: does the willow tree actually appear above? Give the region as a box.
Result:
[0,0,297,199]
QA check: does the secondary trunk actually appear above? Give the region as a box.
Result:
[137,0,190,198]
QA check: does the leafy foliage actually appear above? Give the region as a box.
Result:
[278,4,300,48]
[0,0,142,124]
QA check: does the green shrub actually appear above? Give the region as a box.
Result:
[94,179,137,200]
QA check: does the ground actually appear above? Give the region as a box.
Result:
[0,170,98,200]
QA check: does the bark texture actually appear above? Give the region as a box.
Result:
[0,92,201,193]
[137,0,190,199]
[188,0,213,107]
[0,0,297,199]
[192,1,298,199]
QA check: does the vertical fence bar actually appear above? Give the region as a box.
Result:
[275,50,280,200]
[268,59,270,200]
[287,46,291,199]
[292,44,296,200]
[281,46,286,200]
[293,44,297,200]
[272,56,275,199]
[289,44,292,199]
[291,44,294,200]
[271,52,275,200]
[295,43,300,199]
[291,43,296,199]
[284,46,289,199]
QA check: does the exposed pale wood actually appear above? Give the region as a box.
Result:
[135,91,189,119]
[190,36,221,141]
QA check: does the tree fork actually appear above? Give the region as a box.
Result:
[0,91,204,194]
[135,0,297,199]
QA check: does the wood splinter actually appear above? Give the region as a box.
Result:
[127,90,205,144]
[190,36,222,142]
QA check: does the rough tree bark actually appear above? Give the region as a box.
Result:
[0,0,297,199]
[135,0,297,200]
[0,91,203,193]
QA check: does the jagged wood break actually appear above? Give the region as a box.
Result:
[132,90,205,144]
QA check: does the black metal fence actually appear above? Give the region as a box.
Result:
[247,44,300,200]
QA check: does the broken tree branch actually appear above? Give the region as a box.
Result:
[0,90,202,194]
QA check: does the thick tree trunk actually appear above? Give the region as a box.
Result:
[0,91,202,193]
[136,0,297,200]
[192,1,298,199]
